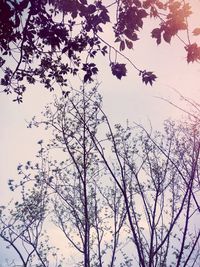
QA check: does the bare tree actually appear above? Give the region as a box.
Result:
[0,180,61,267]
[1,86,199,266]
[103,119,200,266]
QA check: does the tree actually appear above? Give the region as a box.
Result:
[0,0,200,102]
[1,86,199,266]
[0,181,62,267]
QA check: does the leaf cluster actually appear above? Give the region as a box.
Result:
[0,0,199,101]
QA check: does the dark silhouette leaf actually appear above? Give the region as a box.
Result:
[141,71,157,85]
[185,43,200,63]
[163,30,172,43]
[125,39,133,49]
[151,28,162,45]
[120,41,125,51]
[111,63,127,80]
[88,4,96,14]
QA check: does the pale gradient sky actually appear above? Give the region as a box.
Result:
[0,0,200,264]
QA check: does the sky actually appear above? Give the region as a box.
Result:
[0,0,200,265]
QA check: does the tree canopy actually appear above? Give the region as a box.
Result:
[0,0,200,102]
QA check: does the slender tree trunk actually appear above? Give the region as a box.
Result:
[83,89,90,267]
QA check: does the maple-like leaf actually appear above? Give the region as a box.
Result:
[111,63,127,80]
[185,43,200,63]
[141,70,157,85]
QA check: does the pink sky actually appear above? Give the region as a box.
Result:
[0,0,200,264]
